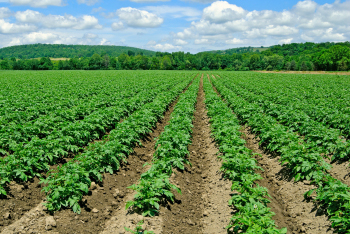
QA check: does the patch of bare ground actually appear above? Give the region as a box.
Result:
[0,87,183,234]
[241,126,334,234]
[325,158,350,187]
[0,177,45,232]
[160,75,232,234]
[255,70,350,75]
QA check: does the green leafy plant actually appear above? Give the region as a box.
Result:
[124,220,154,234]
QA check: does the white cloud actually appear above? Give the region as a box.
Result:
[0,19,37,33]
[278,38,293,44]
[293,0,318,16]
[147,40,157,46]
[9,0,64,8]
[83,33,98,39]
[111,22,124,31]
[195,38,211,44]
[174,39,188,45]
[169,0,350,50]
[15,10,102,30]
[8,32,58,46]
[77,0,100,6]
[143,6,201,21]
[0,7,12,19]
[203,1,247,23]
[116,7,163,28]
[150,43,181,51]
[225,38,244,44]
[263,25,298,36]
[6,31,106,47]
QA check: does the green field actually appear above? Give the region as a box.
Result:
[0,71,350,233]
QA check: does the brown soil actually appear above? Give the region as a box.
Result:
[0,178,45,232]
[326,158,350,187]
[255,70,350,75]
[0,87,182,234]
[241,127,333,234]
[160,74,232,234]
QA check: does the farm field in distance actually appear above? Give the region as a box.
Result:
[0,70,350,234]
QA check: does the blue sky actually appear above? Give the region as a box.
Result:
[0,0,349,53]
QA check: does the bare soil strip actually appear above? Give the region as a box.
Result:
[326,158,350,187]
[241,127,333,234]
[0,178,44,231]
[160,75,232,234]
[0,82,188,234]
[210,74,333,234]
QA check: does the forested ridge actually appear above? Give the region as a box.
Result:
[0,41,350,71]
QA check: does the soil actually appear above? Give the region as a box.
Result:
[241,127,333,234]
[160,75,232,234]
[0,178,45,232]
[0,83,184,234]
[0,73,339,234]
[326,158,350,187]
[255,70,350,75]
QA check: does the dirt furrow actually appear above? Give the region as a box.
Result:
[1,91,182,234]
[327,159,350,187]
[161,75,232,234]
[241,127,333,234]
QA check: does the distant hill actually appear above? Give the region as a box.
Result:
[200,46,270,55]
[0,44,156,59]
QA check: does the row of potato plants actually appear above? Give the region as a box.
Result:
[217,72,350,140]
[0,79,155,156]
[0,73,133,126]
[0,77,183,197]
[126,77,200,217]
[40,77,194,213]
[218,75,349,162]
[212,76,350,233]
[203,76,286,233]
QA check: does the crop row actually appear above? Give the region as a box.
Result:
[126,76,200,217]
[0,78,162,156]
[0,73,136,126]
[218,75,349,161]
[218,72,350,139]
[40,76,194,213]
[203,76,286,233]
[212,75,350,233]
[0,76,187,197]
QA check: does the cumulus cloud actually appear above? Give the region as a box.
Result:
[83,33,98,39]
[116,7,163,28]
[225,38,244,44]
[111,22,124,31]
[8,0,64,8]
[0,7,12,19]
[170,0,350,49]
[150,43,181,51]
[77,0,100,6]
[15,10,102,30]
[203,1,247,23]
[0,19,37,33]
[174,39,188,45]
[143,6,201,21]
[194,38,212,44]
[7,31,105,47]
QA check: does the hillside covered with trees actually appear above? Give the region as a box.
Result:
[0,44,156,59]
[0,42,349,71]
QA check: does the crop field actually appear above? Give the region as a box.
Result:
[0,70,350,234]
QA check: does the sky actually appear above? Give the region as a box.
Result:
[0,0,349,53]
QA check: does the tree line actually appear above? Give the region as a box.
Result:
[1,42,350,71]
